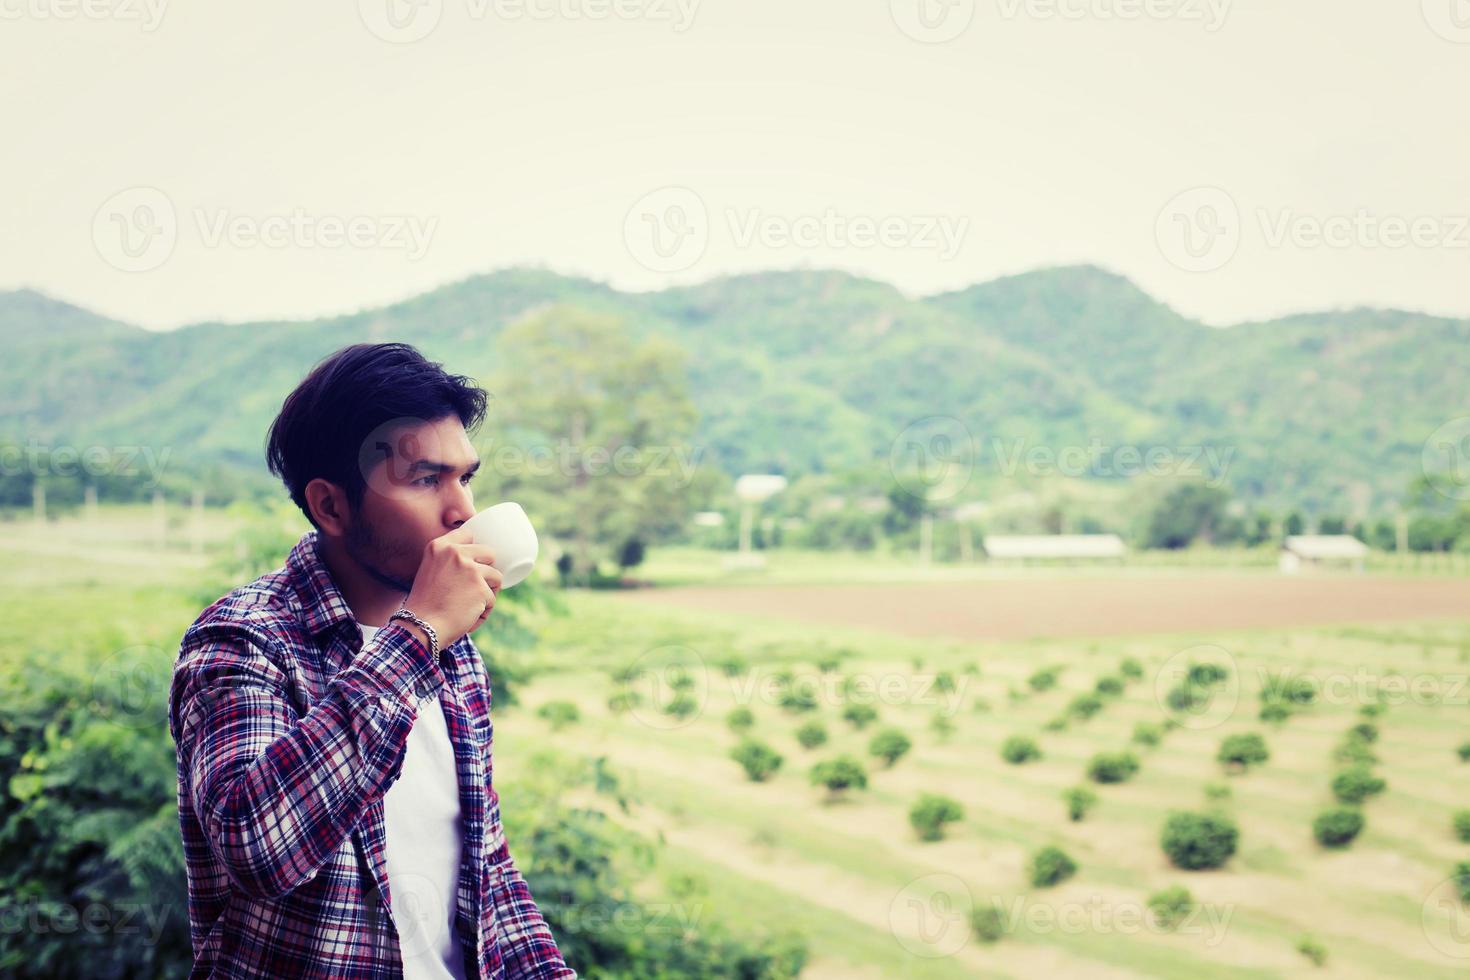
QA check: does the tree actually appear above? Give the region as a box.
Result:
[810,756,868,797]
[488,306,707,583]
[1147,886,1194,930]
[1087,751,1140,784]
[869,728,913,768]
[1313,806,1364,848]
[1161,811,1239,870]
[1001,735,1042,765]
[909,793,965,841]
[1217,733,1270,772]
[730,739,783,782]
[795,721,828,749]
[726,706,755,733]
[1062,786,1098,822]
[1145,484,1231,549]
[841,703,878,729]
[1330,767,1386,804]
[1029,846,1078,887]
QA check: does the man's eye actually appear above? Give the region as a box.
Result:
[461,473,476,485]
[416,475,438,487]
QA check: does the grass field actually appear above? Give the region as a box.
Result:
[6,508,1470,978]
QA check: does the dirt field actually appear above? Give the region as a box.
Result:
[618,575,1470,641]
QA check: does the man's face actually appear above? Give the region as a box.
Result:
[341,415,481,592]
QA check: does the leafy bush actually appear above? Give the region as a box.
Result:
[1187,662,1230,686]
[1359,703,1386,719]
[1147,885,1194,930]
[1094,675,1124,697]
[1062,786,1098,822]
[909,793,965,841]
[1029,846,1078,888]
[726,706,755,733]
[664,693,698,719]
[1203,781,1232,804]
[1348,722,1379,744]
[536,700,581,731]
[1027,667,1061,692]
[841,703,878,729]
[1454,861,1470,904]
[868,728,913,768]
[1333,733,1377,766]
[1119,657,1144,680]
[777,686,818,713]
[1161,811,1239,870]
[1087,751,1140,784]
[1217,732,1269,771]
[795,721,828,749]
[1001,735,1042,765]
[929,713,956,741]
[971,905,1007,943]
[1067,693,1105,720]
[1296,936,1328,967]
[1458,741,1470,762]
[729,739,783,782]
[1313,806,1365,848]
[1132,722,1163,747]
[607,689,640,713]
[1331,767,1386,804]
[810,756,868,796]
[933,671,957,694]
[1259,699,1291,724]
[1041,715,1069,732]
[1452,809,1470,844]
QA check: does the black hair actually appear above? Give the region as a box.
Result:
[265,343,489,531]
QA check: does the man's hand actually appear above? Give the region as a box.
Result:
[403,524,504,647]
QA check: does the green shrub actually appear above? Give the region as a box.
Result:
[795,720,827,749]
[1062,786,1098,822]
[1458,741,1470,762]
[1041,715,1069,732]
[929,713,956,741]
[1029,846,1078,888]
[1296,936,1328,967]
[909,793,965,841]
[1161,811,1239,870]
[1203,781,1232,804]
[1331,766,1386,804]
[1217,732,1269,771]
[1358,703,1386,719]
[777,686,818,713]
[1187,662,1230,686]
[934,671,957,694]
[1452,809,1470,844]
[841,703,879,729]
[730,739,783,782]
[536,700,581,731]
[1333,733,1377,766]
[1119,657,1144,680]
[1454,861,1470,904]
[1087,751,1140,784]
[810,755,868,796]
[1095,675,1124,697]
[1001,735,1043,764]
[1313,806,1365,848]
[1146,885,1193,930]
[971,905,1007,943]
[1027,666,1061,692]
[726,706,755,732]
[1348,722,1378,743]
[1132,722,1163,747]
[1067,693,1105,720]
[607,689,640,713]
[868,728,913,767]
[664,693,698,719]
[1259,699,1291,724]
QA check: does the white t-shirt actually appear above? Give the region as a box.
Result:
[360,622,468,980]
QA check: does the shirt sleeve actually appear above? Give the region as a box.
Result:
[168,616,444,900]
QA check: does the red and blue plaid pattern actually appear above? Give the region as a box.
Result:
[168,529,575,979]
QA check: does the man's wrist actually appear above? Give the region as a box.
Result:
[388,608,439,661]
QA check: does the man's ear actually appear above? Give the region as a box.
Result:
[304,478,351,536]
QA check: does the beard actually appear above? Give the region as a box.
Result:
[343,508,417,594]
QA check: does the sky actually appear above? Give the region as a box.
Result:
[1,0,1467,330]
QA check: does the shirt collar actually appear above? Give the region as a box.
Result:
[285,529,361,640]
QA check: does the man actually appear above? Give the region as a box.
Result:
[168,342,575,979]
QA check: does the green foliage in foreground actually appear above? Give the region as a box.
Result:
[1161,811,1239,870]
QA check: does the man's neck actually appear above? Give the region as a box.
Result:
[318,535,408,628]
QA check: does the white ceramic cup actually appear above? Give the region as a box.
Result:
[461,502,539,589]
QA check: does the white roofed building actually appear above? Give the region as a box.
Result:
[1280,535,1368,574]
[982,534,1127,562]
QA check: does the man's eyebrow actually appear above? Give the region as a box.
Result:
[408,458,482,475]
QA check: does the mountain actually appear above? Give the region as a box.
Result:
[2,266,1464,514]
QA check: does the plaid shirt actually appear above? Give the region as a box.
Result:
[168,529,575,980]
